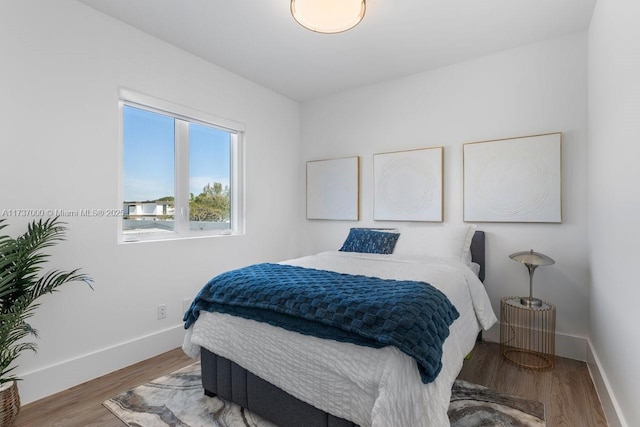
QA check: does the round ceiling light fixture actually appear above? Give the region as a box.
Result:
[291,0,366,34]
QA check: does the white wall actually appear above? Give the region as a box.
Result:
[0,0,300,404]
[588,1,640,426]
[300,33,589,360]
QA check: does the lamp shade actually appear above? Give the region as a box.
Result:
[509,250,555,267]
[509,249,555,307]
[291,0,366,34]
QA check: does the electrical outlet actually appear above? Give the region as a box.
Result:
[158,304,167,320]
[183,298,192,313]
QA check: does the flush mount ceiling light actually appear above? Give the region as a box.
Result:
[291,0,366,34]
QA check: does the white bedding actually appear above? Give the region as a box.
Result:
[183,251,497,427]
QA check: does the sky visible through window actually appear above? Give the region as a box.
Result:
[123,105,231,202]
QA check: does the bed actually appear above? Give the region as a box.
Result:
[183,226,496,427]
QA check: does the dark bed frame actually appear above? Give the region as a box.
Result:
[200,231,486,427]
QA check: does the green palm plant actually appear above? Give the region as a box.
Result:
[0,217,92,385]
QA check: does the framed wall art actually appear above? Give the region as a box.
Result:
[463,132,562,223]
[373,147,443,222]
[306,156,359,220]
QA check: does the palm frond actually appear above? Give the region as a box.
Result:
[0,217,92,383]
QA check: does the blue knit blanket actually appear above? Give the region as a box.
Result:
[184,263,459,383]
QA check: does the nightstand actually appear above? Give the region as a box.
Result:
[499,296,556,370]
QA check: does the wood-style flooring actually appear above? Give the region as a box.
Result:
[15,341,607,426]
[14,348,193,427]
[458,341,608,427]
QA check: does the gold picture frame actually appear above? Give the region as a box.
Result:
[463,133,562,223]
[306,156,360,221]
[373,147,443,222]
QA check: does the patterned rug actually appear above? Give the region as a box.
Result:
[104,362,545,426]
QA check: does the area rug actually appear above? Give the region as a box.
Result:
[448,380,545,426]
[104,362,545,427]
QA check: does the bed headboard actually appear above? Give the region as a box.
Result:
[470,230,485,282]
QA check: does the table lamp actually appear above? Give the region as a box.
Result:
[509,249,555,307]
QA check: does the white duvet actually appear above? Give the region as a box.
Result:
[183,251,497,427]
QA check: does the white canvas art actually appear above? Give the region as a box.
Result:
[463,133,562,223]
[306,157,359,220]
[374,147,443,221]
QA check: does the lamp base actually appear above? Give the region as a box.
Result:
[520,296,543,307]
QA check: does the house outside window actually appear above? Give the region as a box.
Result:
[119,90,245,243]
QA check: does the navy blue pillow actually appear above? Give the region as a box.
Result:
[339,228,400,254]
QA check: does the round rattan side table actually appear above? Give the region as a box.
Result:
[499,296,556,370]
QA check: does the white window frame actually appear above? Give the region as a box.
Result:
[118,89,245,243]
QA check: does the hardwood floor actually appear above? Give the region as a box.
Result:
[14,348,193,427]
[458,341,608,427]
[15,341,607,426]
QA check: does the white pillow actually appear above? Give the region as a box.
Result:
[392,224,477,264]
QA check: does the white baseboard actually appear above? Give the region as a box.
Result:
[17,324,187,405]
[482,323,588,361]
[587,341,628,427]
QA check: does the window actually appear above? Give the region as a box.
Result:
[119,90,244,242]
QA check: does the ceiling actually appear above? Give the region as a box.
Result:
[77,0,596,102]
